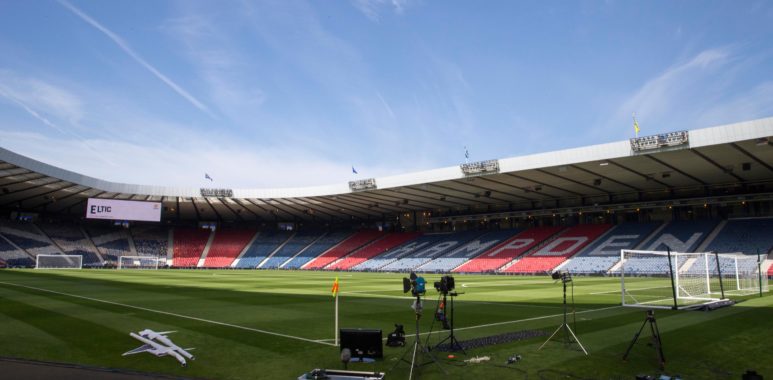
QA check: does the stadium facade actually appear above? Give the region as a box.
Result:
[0,117,771,274]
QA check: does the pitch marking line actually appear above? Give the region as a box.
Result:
[341,291,564,309]
[590,285,671,295]
[314,304,622,343]
[0,281,336,347]
[421,305,623,338]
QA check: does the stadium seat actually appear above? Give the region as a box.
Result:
[38,222,103,267]
[377,230,486,272]
[419,229,522,272]
[234,230,293,269]
[86,225,132,264]
[172,228,211,267]
[283,231,352,269]
[705,218,773,256]
[260,230,326,269]
[640,219,720,252]
[131,225,169,258]
[502,224,612,274]
[0,234,34,267]
[202,229,257,268]
[562,222,661,274]
[329,232,422,270]
[453,226,564,273]
[304,230,383,269]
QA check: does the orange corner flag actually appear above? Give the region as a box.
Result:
[331,276,339,297]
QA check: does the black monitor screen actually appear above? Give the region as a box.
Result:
[339,328,383,359]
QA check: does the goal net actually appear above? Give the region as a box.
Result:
[36,254,83,269]
[118,256,162,270]
[620,250,768,310]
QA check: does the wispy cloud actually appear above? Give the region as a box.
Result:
[595,47,743,139]
[376,91,396,119]
[0,70,83,125]
[0,71,118,166]
[56,0,214,117]
[696,81,773,126]
[351,0,412,21]
[0,129,399,188]
[618,48,731,122]
[161,14,266,126]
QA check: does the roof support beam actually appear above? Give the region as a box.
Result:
[730,143,773,173]
[606,160,672,188]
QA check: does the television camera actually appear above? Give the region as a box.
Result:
[433,275,455,295]
[551,270,572,283]
[402,272,426,297]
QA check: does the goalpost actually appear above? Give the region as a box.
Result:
[620,249,768,310]
[35,254,83,269]
[118,256,163,270]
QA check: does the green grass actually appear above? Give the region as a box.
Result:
[0,269,770,379]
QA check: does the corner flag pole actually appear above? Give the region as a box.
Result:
[332,276,340,346]
[335,291,339,346]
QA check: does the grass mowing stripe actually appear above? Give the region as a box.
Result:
[0,281,335,347]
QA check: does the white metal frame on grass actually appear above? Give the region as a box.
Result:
[35,254,83,269]
[118,255,163,270]
[620,249,768,310]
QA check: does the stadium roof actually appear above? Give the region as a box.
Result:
[2,117,772,223]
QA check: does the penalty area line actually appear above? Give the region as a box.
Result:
[0,281,336,347]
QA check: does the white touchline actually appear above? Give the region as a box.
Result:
[0,281,336,347]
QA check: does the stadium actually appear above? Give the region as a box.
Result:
[1,116,772,379]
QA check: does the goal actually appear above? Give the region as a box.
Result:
[35,254,83,269]
[118,256,163,270]
[620,249,768,310]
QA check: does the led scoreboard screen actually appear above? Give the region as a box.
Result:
[86,198,162,222]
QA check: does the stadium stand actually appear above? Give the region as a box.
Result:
[283,231,352,269]
[0,234,33,267]
[304,230,383,269]
[260,230,325,269]
[704,218,773,256]
[172,228,211,267]
[37,223,102,266]
[683,253,760,276]
[616,255,674,275]
[131,225,169,257]
[352,233,442,271]
[641,219,719,252]
[0,220,62,261]
[378,230,486,272]
[233,230,293,269]
[503,224,612,274]
[453,226,564,273]
[562,222,661,274]
[419,229,522,272]
[202,229,256,268]
[328,232,421,270]
[86,225,132,264]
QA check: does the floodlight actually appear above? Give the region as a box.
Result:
[403,278,411,293]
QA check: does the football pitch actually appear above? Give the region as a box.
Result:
[0,269,770,379]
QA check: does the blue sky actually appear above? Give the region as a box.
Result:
[1,0,772,188]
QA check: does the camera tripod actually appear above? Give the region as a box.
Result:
[391,294,446,380]
[431,291,466,353]
[623,310,665,369]
[538,276,588,355]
